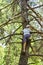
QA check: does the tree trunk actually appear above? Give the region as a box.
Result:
[19,0,30,65]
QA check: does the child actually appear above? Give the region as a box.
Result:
[22,25,31,53]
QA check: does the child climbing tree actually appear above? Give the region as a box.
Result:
[22,25,31,53]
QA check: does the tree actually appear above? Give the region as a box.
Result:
[0,0,43,65]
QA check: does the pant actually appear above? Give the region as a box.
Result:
[23,34,31,43]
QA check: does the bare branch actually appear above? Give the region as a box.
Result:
[29,54,43,57]
[27,4,43,24]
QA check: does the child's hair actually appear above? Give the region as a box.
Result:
[26,25,30,28]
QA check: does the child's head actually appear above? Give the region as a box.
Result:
[26,25,30,28]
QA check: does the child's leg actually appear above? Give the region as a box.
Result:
[23,35,26,52]
[23,41,26,52]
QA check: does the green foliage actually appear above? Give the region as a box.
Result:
[0,0,43,65]
[0,46,5,65]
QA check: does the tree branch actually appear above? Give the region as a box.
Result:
[29,54,43,57]
[0,13,21,27]
[0,32,43,41]
[33,4,43,9]
[10,38,43,43]
[27,4,43,23]
[0,25,22,40]
[28,13,42,27]
[0,0,18,11]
